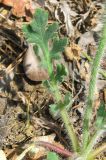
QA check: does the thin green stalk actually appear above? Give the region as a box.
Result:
[83,23,106,149]
[43,21,79,152]
[60,108,79,152]
[88,143,106,160]
[81,129,104,159]
[50,83,79,152]
[44,45,79,152]
[82,52,93,62]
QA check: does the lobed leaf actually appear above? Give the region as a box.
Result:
[44,23,59,43]
[49,92,72,119]
[50,38,67,60]
[22,25,42,46]
[49,104,60,119]
[30,9,48,34]
[22,9,49,49]
[22,8,67,80]
[55,64,67,82]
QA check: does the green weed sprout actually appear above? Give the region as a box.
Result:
[22,9,106,160]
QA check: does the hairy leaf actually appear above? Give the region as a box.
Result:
[22,8,67,75]
[22,25,42,46]
[44,23,59,43]
[35,9,48,28]
[96,103,106,129]
[50,38,67,60]
[49,104,60,119]
[22,9,48,48]
[49,92,72,119]
[64,92,72,110]
[55,64,67,82]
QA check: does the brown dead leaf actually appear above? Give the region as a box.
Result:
[5,148,17,160]
[79,61,90,82]
[65,43,82,61]
[16,134,56,160]
[0,0,14,6]
[78,32,96,55]
[97,80,106,91]
[54,1,77,37]
[0,0,34,19]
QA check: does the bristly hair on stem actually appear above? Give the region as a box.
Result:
[82,20,106,150]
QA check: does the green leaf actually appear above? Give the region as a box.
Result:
[47,152,59,160]
[43,80,51,90]
[96,103,106,129]
[44,23,59,42]
[55,64,67,82]
[22,25,42,46]
[30,9,48,34]
[22,9,49,48]
[22,8,67,77]
[49,104,60,119]
[64,92,72,110]
[97,103,106,117]
[49,92,72,119]
[50,38,67,59]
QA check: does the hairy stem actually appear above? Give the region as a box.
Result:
[82,130,104,159]
[35,141,72,157]
[50,83,79,152]
[83,23,106,149]
[88,143,106,160]
[60,108,79,152]
[42,40,79,152]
